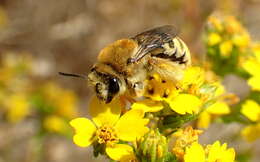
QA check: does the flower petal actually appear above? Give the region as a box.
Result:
[168,94,202,115]
[248,76,260,91]
[115,109,149,141]
[206,101,230,115]
[184,142,205,162]
[242,59,260,76]
[197,111,211,128]
[207,141,235,162]
[106,144,134,161]
[131,99,163,112]
[241,123,260,142]
[241,100,260,122]
[181,67,205,89]
[70,118,96,147]
[89,96,121,127]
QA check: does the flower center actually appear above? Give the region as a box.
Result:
[96,125,118,146]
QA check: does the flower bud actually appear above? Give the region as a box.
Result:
[136,129,168,162]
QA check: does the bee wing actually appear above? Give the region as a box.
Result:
[128,25,178,63]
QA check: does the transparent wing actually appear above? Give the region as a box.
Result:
[128,25,178,63]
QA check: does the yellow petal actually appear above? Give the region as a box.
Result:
[181,67,205,89]
[197,111,211,128]
[241,100,260,122]
[70,118,96,147]
[207,33,222,46]
[208,141,221,162]
[241,123,260,142]
[220,41,233,57]
[248,76,260,91]
[214,83,226,97]
[168,94,202,115]
[253,43,260,62]
[232,33,250,48]
[206,101,230,115]
[208,141,235,162]
[43,115,67,133]
[184,142,205,162]
[242,59,260,76]
[5,94,30,123]
[131,99,164,112]
[106,144,134,161]
[115,109,149,141]
[89,96,121,127]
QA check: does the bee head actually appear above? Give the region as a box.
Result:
[88,67,121,103]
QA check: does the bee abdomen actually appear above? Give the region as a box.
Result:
[151,37,191,66]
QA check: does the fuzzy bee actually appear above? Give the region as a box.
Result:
[60,25,191,103]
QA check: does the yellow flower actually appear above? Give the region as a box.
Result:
[253,43,260,61]
[167,94,202,115]
[220,41,233,57]
[207,141,236,162]
[197,101,230,128]
[184,142,205,162]
[225,16,243,34]
[4,94,30,123]
[241,123,260,142]
[55,90,78,119]
[240,100,260,142]
[144,74,179,101]
[208,16,223,32]
[207,33,222,46]
[42,82,78,119]
[241,100,260,122]
[106,144,138,162]
[172,126,203,160]
[131,99,164,113]
[180,67,205,91]
[43,115,68,134]
[132,67,205,115]
[197,82,232,128]
[242,45,260,91]
[232,33,250,48]
[184,141,235,162]
[70,96,148,159]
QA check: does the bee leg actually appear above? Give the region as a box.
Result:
[147,57,185,82]
[119,95,136,113]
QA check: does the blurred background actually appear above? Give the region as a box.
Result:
[0,0,260,162]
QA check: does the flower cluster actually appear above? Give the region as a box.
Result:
[242,43,260,91]
[70,96,148,161]
[236,44,260,141]
[0,52,32,123]
[70,65,236,161]
[0,52,79,136]
[172,127,235,162]
[31,82,79,135]
[205,13,251,76]
[240,100,260,141]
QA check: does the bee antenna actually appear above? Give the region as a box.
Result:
[58,72,87,80]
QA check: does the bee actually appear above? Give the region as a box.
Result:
[60,25,191,103]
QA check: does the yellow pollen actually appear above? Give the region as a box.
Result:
[96,125,118,146]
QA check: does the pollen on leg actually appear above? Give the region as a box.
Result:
[96,125,119,146]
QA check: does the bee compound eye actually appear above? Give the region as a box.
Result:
[108,78,120,95]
